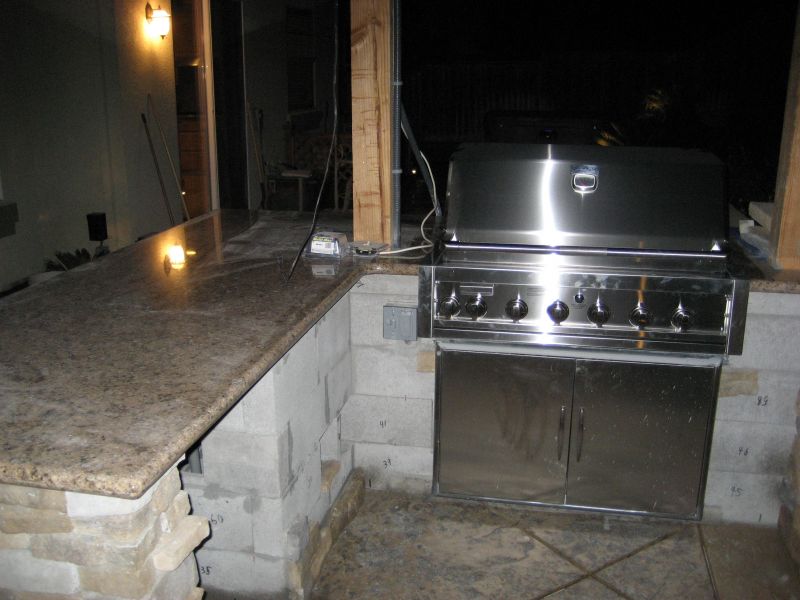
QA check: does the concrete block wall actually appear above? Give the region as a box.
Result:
[0,466,206,599]
[342,275,435,494]
[705,291,800,524]
[182,293,353,597]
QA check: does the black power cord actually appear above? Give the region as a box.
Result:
[284,0,339,283]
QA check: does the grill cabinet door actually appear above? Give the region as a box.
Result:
[436,349,575,504]
[566,359,718,517]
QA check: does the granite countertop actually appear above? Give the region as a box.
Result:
[0,211,423,498]
[1,210,796,499]
[728,239,800,294]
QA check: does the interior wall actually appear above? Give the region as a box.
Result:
[242,0,336,209]
[0,0,181,292]
[242,0,289,207]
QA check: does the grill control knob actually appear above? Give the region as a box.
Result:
[465,296,488,319]
[671,307,694,331]
[505,298,528,321]
[587,301,611,326]
[546,300,569,324]
[438,296,461,318]
[629,305,652,328]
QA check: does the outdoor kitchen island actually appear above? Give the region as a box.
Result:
[0,210,428,599]
[1,209,799,599]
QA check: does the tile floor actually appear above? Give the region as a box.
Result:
[311,490,800,600]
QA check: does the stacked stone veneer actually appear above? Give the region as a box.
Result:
[705,291,800,525]
[182,292,354,597]
[0,466,207,599]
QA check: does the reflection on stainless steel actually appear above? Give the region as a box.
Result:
[435,343,721,519]
[426,143,749,520]
[436,349,574,505]
[446,144,726,252]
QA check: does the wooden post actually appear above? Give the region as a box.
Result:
[771,6,800,271]
[350,0,392,244]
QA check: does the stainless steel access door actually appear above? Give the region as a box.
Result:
[436,349,575,504]
[566,359,719,517]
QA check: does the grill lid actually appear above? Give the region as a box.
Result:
[445,143,727,254]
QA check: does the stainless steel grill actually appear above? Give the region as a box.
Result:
[418,143,749,520]
[419,143,748,355]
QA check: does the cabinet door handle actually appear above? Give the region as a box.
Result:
[576,407,585,462]
[557,405,566,461]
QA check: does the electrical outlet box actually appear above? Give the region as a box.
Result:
[383,306,417,341]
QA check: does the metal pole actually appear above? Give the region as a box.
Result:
[391,0,402,248]
[146,94,190,220]
[141,113,176,227]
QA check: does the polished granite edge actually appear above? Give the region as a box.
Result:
[0,210,422,499]
[750,278,800,293]
[0,261,418,499]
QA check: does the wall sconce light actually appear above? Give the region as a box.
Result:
[166,244,186,270]
[163,244,196,274]
[145,3,171,39]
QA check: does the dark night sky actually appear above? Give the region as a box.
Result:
[397,1,799,208]
[403,2,797,63]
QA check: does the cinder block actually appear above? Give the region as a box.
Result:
[0,549,80,593]
[319,416,341,462]
[273,327,321,426]
[704,470,781,525]
[241,370,279,434]
[351,345,435,399]
[250,496,288,559]
[181,487,254,552]
[708,420,794,475]
[341,394,433,448]
[327,444,354,504]
[350,292,418,346]
[288,444,323,525]
[284,382,327,477]
[729,314,800,371]
[747,291,800,317]
[351,274,419,297]
[252,444,322,559]
[325,352,351,423]
[714,369,800,426]
[213,398,246,433]
[352,443,433,492]
[317,294,350,374]
[195,548,287,594]
[201,429,291,497]
[285,515,310,561]
[309,488,331,527]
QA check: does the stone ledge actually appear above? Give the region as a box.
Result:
[0,504,73,535]
[288,468,366,599]
[0,484,66,512]
[152,515,210,572]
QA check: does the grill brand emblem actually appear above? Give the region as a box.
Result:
[571,164,599,194]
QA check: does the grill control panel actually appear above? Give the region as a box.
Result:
[428,266,737,353]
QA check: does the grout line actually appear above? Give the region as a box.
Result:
[520,522,686,600]
[697,523,722,600]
